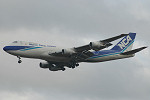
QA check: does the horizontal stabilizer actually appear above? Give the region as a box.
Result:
[121,46,147,55]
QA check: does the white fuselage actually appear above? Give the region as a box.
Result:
[6,41,71,62]
[4,41,134,63]
[4,33,146,71]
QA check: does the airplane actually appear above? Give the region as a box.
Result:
[3,33,147,71]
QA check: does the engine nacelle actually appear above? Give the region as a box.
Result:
[49,66,63,71]
[40,62,52,68]
[89,41,112,51]
[40,62,64,71]
[62,48,75,55]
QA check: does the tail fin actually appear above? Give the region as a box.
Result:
[111,33,136,52]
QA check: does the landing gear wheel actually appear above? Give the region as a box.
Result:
[76,63,79,67]
[18,60,22,63]
[62,68,66,71]
[17,56,22,64]
[72,65,75,69]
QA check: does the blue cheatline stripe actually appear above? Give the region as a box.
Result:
[88,40,134,59]
[89,52,121,59]
[20,47,42,51]
[3,46,32,51]
[3,46,43,51]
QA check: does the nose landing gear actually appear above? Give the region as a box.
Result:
[17,56,22,63]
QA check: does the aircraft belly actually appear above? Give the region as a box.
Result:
[40,52,70,62]
[41,55,70,62]
[85,54,134,62]
[86,55,117,62]
[7,50,42,58]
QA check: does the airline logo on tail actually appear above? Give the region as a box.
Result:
[118,35,132,49]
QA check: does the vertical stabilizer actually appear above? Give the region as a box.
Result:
[111,33,136,52]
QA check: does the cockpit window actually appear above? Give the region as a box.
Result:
[13,41,18,43]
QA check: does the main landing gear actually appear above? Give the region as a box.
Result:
[67,62,79,69]
[61,67,66,71]
[17,56,22,63]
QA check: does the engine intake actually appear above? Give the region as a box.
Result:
[40,62,51,68]
[39,62,64,71]
[89,41,112,51]
[62,49,75,55]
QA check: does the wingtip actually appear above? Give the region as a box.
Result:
[120,34,129,36]
[121,32,137,36]
[143,46,148,49]
[138,46,148,51]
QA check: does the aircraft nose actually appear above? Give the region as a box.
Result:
[3,46,9,51]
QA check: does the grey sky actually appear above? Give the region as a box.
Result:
[0,0,150,100]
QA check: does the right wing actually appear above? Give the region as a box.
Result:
[74,34,128,52]
[50,34,128,59]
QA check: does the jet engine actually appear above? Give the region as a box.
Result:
[49,65,65,71]
[89,41,112,51]
[39,62,65,71]
[62,49,75,55]
[39,62,51,68]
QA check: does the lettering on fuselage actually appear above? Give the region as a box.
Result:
[118,35,132,49]
[29,43,56,47]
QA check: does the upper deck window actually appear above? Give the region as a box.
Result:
[29,42,38,46]
[13,41,18,43]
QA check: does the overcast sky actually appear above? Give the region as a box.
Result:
[0,0,150,100]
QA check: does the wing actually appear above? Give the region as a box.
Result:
[50,34,128,56]
[62,34,128,61]
[74,34,128,52]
